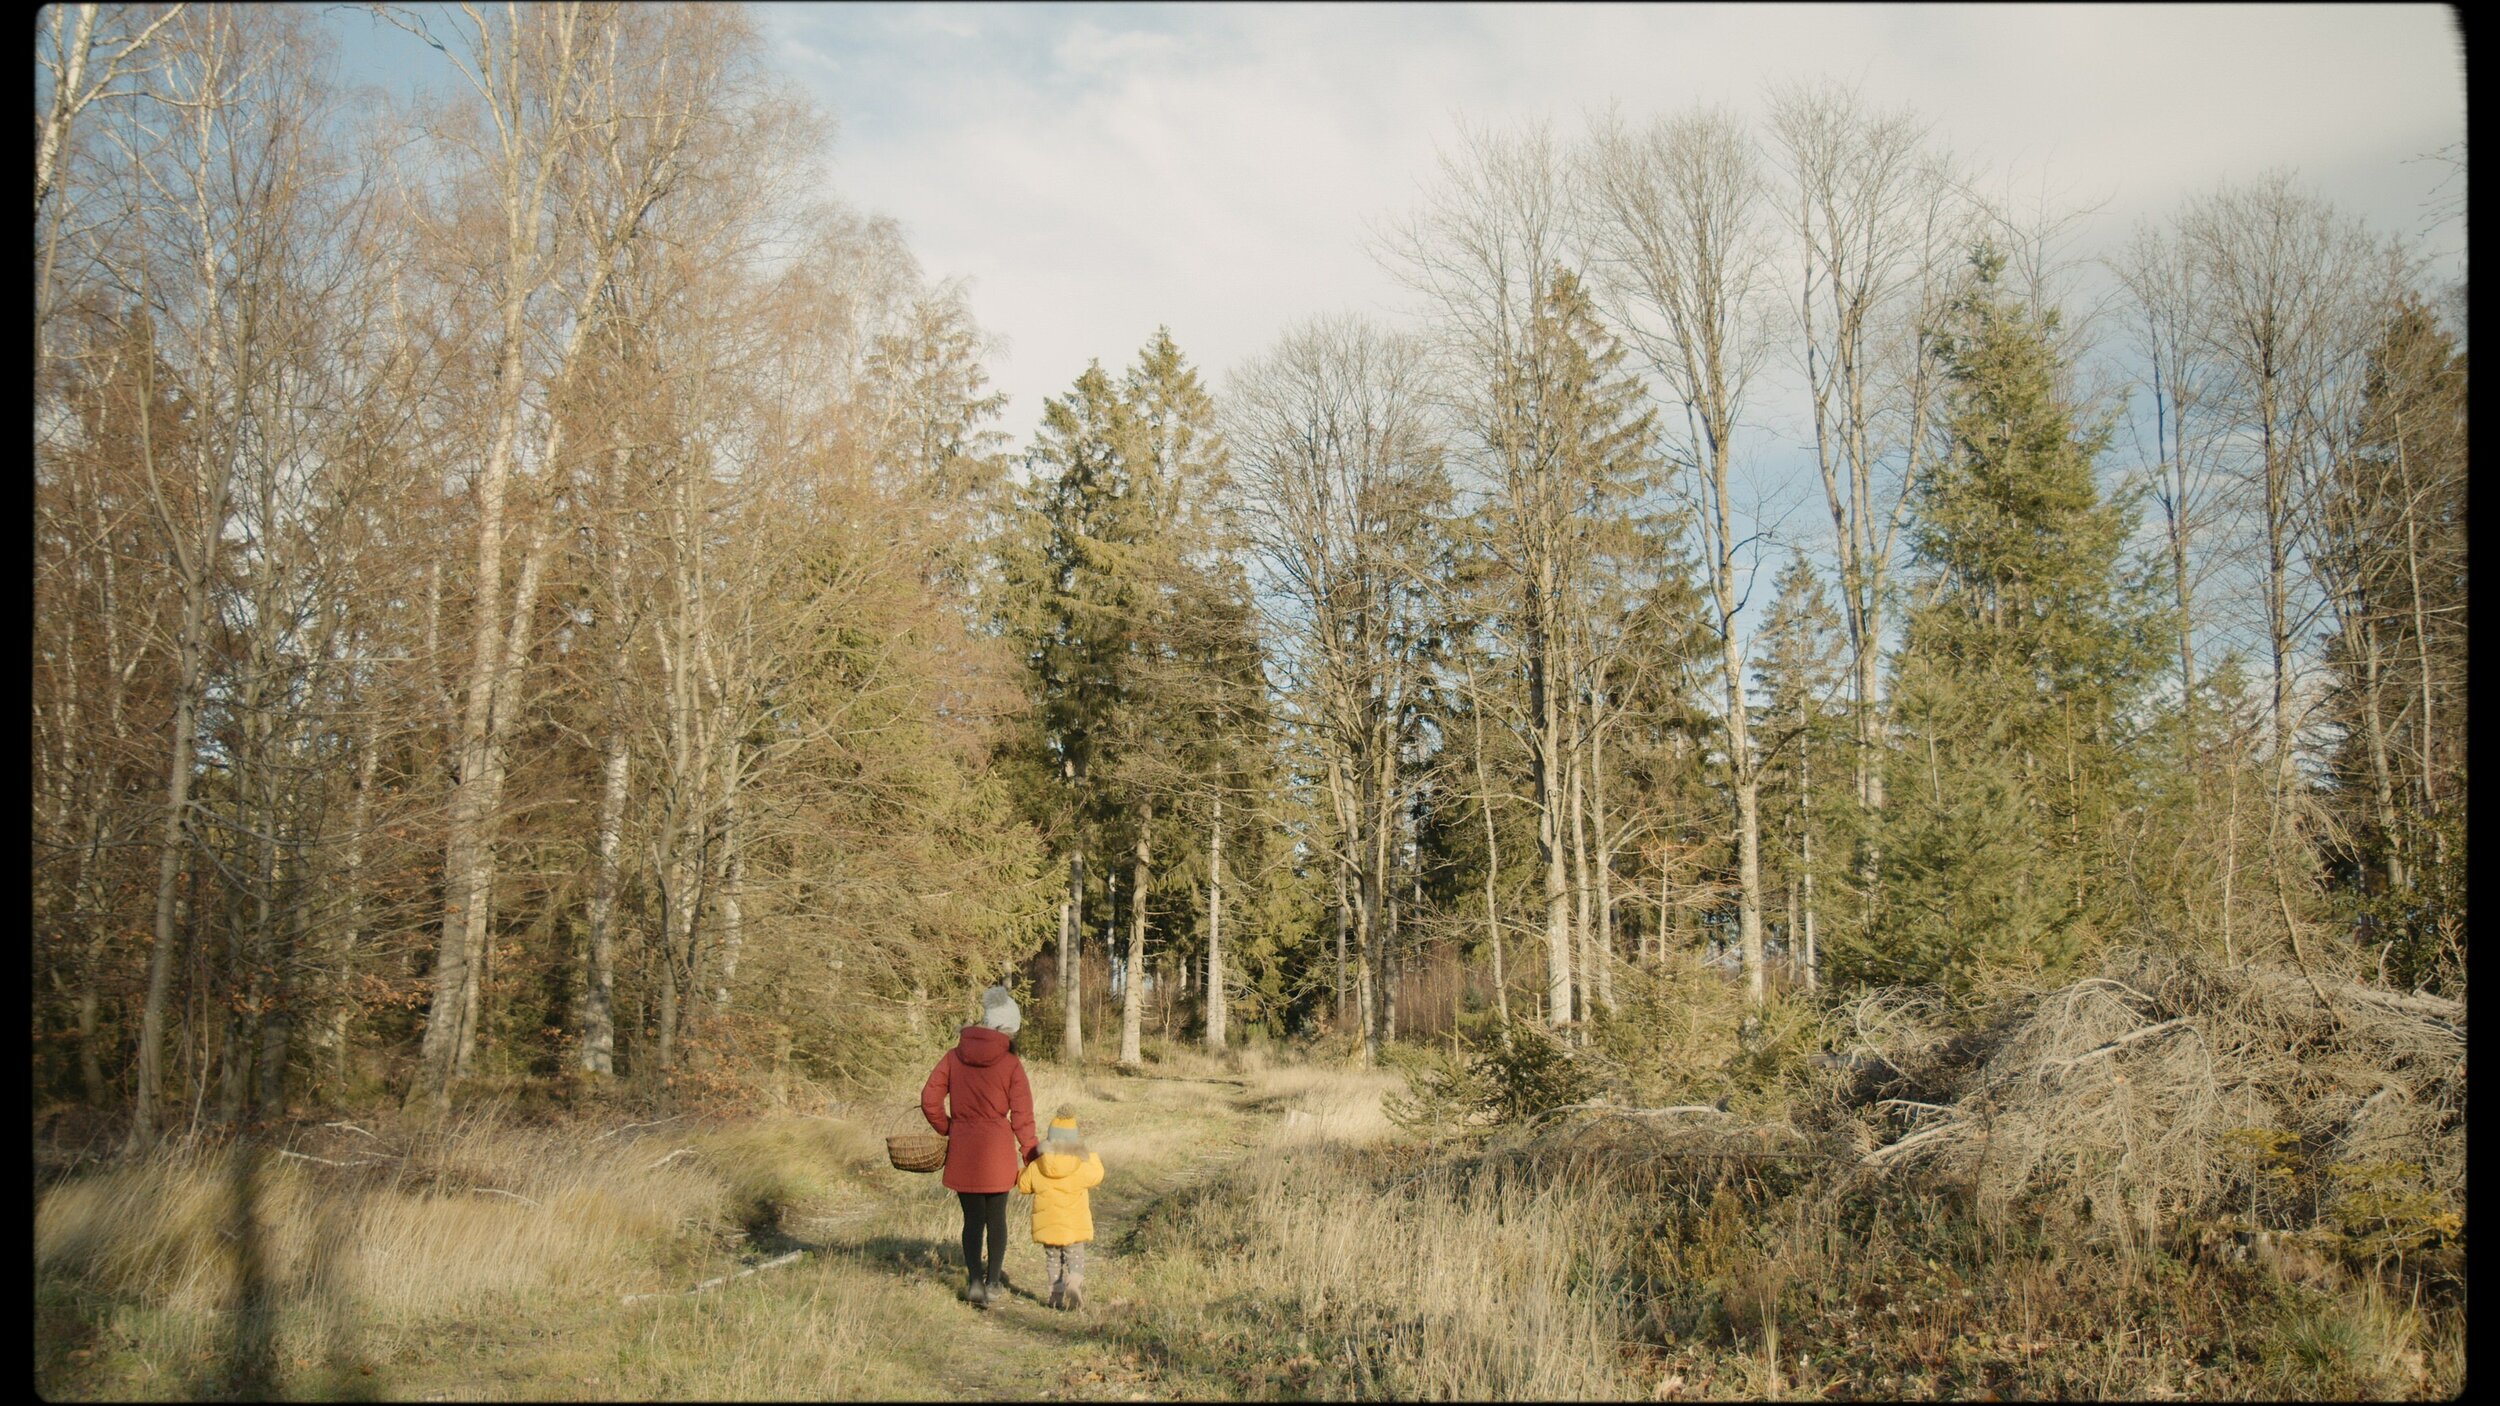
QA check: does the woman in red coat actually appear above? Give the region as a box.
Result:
[920,984,1038,1307]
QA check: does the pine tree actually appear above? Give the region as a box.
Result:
[1000,362,1151,1061]
[2317,293,2468,988]
[859,282,1013,598]
[1843,245,2161,996]
[1751,554,1849,988]
[1479,265,1665,1028]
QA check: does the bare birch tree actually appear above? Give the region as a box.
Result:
[1762,82,1967,934]
[1232,315,1447,1063]
[1384,121,1587,1030]
[1582,107,1780,1005]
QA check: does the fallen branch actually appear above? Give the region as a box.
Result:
[276,1148,390,1169]
[1536,1103,1730,1121]
[647,1147,697,1171]
[1858,1120,1965,1169]
[621,1250,805,1304]
[470,1188,542,1208]
[2066,977,2160,1007]
[2036,1019,2197,1076]
[590,1115,683,1146]
[323,1122,378,1140]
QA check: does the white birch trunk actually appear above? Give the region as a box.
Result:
[1120,804,1150,1066]
[1204,793,1226,1051]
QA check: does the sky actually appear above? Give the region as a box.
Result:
[748,2,2467,455]
[316,1,2466,630]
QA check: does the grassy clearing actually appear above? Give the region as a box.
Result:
[32,1051,1273,1402]
[33,1042,2465,1401]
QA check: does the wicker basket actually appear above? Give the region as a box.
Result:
[886,1101,947,1173]
[886,1132,947,1173]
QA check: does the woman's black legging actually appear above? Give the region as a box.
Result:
[958,1190,1008,1284]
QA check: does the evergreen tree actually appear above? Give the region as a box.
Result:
[859,282,1013,599]
[1841,245,2161,996]
[999,362,1152,1059]
[1750,553,1849,987]
[1477,265,1667,1027]
[2316,293,2468,989]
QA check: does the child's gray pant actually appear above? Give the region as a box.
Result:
[1043,1242,1086,1296]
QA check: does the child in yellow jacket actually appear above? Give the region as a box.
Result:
[1014,1103,1105,1310]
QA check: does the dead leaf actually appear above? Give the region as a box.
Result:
[1652,1370,1685,1399]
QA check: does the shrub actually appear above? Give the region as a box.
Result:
[1386,1019,1593,1135]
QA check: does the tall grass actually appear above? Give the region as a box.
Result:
[33,1103,893,1399]
[36,1053,2463,1401]
[1102,1063,1648,1397]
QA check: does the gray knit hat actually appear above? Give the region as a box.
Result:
[1046,1102,1081,1145]
[979,984,1021,1036]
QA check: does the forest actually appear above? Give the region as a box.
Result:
[34,4,2465,1401]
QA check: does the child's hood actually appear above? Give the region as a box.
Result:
[1032,1145,1095,1176]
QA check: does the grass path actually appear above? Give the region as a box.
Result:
[35,1061,1387,1402]
[560,1067,1282,1403]
[772,1069,1268,1400]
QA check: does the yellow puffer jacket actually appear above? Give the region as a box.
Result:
[1014,1146,1104,1245]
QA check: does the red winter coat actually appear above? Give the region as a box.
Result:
[920,1026,1038,1193]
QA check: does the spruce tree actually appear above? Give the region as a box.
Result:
[1000,362,1152,1059]
[1841,245,2161,996]
[1751,554,1849,987]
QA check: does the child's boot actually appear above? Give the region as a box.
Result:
[963,1269,987,1306]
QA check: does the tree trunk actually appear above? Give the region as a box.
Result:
[1333,859,1349,1027]
[581,723,628,1075]
[1569,719,1593,1033]
[128,371,216,1152]
[1384,888,1400,1043]
[580,445,636,1075]
[1353,854,1377,1066]
[2356,627,2405,899]
[1529,584,1573,1029]
[1470,675,1508,1028]
[1713,492,1768,1006]
[1062,848,1085,1063]
[1799,733,1818,990]
[1204,793,1226,1052]
[2394,425,2439,819]
[1591,697,1618,1014]
[414,314,528,1110]
[713,750,746,1006]
[453,518,552,1082]
[331,713,379,1093]
[1120,803,1149,1066]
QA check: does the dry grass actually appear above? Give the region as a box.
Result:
[1833,948,2468,1254]
[32,1099,897,1400]
[34,1016,2466,1402]
[1246,1064,1404,1148]
[1089,1062,1651,1398]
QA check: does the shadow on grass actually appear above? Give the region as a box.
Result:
[834,1231,1042,1305]
[170,1145,382,1404]
[826,1228,1271,1395]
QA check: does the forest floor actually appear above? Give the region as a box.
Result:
[34,1039,2463,1400]
[34,1056,1360,1402]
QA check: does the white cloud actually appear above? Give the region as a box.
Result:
[759,2,2466,452]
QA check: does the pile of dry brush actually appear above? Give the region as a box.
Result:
[1520,949,2465,1246]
